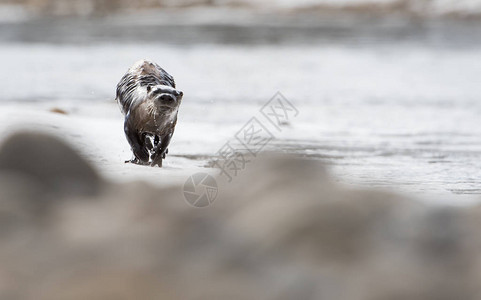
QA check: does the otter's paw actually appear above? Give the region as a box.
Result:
[125,158,149,165]
[151,159,163,168]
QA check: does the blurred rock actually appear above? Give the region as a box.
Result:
[0,132,101,198]
[0,132,480,300]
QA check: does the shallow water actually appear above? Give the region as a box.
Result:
[1,14,480,203]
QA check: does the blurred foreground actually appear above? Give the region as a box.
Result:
[1,132,481,300]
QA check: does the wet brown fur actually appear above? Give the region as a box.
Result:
[116,60,183,167]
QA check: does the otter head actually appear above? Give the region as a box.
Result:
[147,84,183,110]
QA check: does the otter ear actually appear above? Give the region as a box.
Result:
[147,86,152,93]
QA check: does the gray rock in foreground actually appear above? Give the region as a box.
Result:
[0,132,479,300]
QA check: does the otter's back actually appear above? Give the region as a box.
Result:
[116,60,176,115]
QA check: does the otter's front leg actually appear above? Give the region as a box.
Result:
[151,133,172,167]
[124,115,149,164]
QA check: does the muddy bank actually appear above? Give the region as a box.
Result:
[1,132,480,299]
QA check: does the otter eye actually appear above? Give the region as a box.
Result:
[147,86,152,93]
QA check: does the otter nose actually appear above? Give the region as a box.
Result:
[160,94,175,102]
[174,90,183,97]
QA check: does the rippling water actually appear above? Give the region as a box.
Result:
[1,14,480,202]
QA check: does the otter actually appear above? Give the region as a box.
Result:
[116,60,183,167]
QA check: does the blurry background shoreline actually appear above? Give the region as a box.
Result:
[2,0,481,48]
[4,0,481,19]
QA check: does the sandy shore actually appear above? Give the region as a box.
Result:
[0,101,219,187]
[1,98,480,206]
